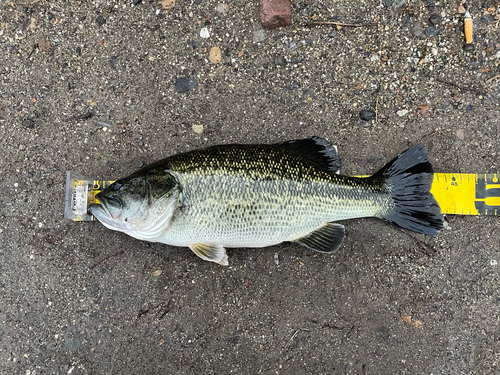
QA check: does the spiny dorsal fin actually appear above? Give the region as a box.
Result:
[294,223,345,253]
[277,137,341,173]
[189,242,228,265]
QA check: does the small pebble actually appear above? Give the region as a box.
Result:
[192,124,203,134]
[458,5,466,14]
[175,78,198,93]
[96,15,106,27]
[359,110,376,121]
[464,44,475,52]
[412,27,422,37]
[216,3,229,14]
[397,109,409,116]
[200,27,210,38]
[328,30,337,38]
[153,270,162,276]
[253,29,267,43]
[384,0,393,7]
[429,14,440,25]
[466,104,473,111]
[158,0,175,6]
[274,55,285,66]
[491,260,498,266]
[424,26,440,37]
[23,119,35,128]
[158,0,175,8]
[391,0,407,9]
[209,46,222,63]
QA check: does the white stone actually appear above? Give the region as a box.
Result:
[192,124,203,134]
[253,29,266,43]
[216,3,229,14]
[200,27,210,39]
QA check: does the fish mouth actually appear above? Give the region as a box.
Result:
[89,196,116,220]
[90,195,122,219]
[89,202,110,220]
[89,200,127,232]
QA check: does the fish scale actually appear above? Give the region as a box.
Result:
[89,138,443,265]
[160,147,389,248]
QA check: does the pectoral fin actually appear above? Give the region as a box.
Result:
[295,223,345,253]
[189,242,228,265]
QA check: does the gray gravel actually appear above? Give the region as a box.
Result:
[1,0,500,374]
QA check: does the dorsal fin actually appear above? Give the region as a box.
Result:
[276,137,341,173]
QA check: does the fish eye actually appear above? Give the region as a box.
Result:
[113,181,123,191]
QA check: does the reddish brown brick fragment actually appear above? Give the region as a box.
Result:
[259,0,292,30]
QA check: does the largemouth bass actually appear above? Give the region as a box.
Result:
[89,137,443,265]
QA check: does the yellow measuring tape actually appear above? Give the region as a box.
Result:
[431,173,500,215]
[65,172,500,221]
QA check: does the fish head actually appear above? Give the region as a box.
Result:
[89,170,180,239]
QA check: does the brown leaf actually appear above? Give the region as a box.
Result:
[413,320,423,328]
[401,314,412,324]
[416,104,429,117]
[401,314,423,328]
[158,0,175,10]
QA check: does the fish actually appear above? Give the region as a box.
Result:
[89,137,443,265]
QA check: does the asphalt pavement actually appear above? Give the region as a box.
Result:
[1,0,499,374]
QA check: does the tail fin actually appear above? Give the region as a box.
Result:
[371,144,443,235]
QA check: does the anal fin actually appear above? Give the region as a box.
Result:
[189,242,228,265]
[295,223,345,253]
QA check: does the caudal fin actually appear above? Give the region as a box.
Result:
[371,144,443,234]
